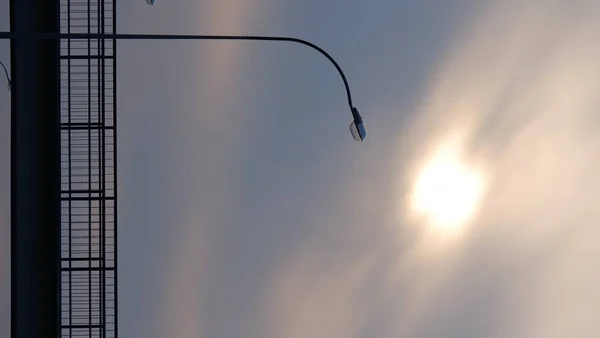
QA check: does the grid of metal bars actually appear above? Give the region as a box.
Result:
[59,0,117,337]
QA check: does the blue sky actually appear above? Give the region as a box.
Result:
[2,0,600,337]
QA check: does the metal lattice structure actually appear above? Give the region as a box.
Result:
[59,0,117,337]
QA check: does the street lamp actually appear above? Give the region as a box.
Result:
[350,107,367,142]
[0,32,368,141]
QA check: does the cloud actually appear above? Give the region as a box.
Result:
[159,1,277,337]
[137,1,600,337]
[263,246,375,338]
[258,1,600,338]
[389,1,600,337]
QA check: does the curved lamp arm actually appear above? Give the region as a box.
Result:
[0,61,11,90]
[0,32,367,140]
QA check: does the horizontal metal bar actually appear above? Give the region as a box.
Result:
[61,325,103,329]
[61,266,115,272]
[60,127,115,131]
[61,189,104,193]
[61,196,115,201]
[60,55,114,60]
[61,257,106,262]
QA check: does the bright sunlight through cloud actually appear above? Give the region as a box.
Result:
[408,135,486,237]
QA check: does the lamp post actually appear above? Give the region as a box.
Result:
[0,32,368,141]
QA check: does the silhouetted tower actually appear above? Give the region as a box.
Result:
[11,0,118,337]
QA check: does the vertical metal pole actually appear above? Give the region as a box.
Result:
[10,0,61,337]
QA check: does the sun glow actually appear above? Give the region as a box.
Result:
[409,139,486,236]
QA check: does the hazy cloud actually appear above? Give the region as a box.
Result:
[254,1,600,338]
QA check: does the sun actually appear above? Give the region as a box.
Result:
[409,141,486,236]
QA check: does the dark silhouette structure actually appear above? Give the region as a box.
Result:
[10,0,118,337]
[7,1,366,337]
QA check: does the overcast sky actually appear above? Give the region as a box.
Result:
[2,0,600,337]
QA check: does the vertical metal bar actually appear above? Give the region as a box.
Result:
[97,0,105,336]
[56,0,62,333]
[111,0,118,335]
[87,0,92,335]
[67,0,73,336]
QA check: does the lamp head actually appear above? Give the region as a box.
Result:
[350,107,367,141]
